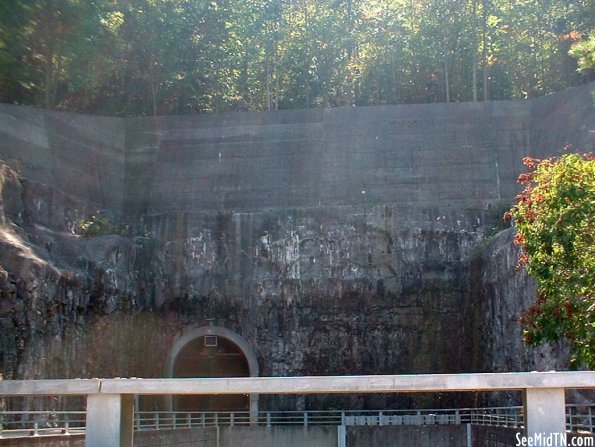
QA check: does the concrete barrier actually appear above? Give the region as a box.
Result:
[0,372,594,447]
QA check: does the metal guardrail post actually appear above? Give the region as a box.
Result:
[337,425,346,447]
[303,412,308,427]
[266,412,271,427]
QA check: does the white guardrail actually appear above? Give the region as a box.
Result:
[0,404,593,437]
[0,372,593,446]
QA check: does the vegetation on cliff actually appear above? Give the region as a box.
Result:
[0,0,594,116]
[74,214,117,237]
[506,153,595,369]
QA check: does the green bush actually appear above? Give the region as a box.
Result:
[75,214,116,237]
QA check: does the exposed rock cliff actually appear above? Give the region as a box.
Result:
[0,161,140,380]
[469,228,569,374]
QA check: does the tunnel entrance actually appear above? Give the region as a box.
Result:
[173,335,250,412]
[165,326,259,418]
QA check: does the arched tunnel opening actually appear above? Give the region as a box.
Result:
[173,335,250,412]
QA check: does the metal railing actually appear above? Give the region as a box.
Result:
[133,406,524,430]
[0,404,592,438]
[568,404,595,433]
[0,410,86,438]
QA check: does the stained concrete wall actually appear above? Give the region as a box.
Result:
[126,101,530,216]
[15,425,591,447]
[0,435,84,447]
[0,427,335,447]
[133,428,218,446]
[119,91,537,385]
[471,426,522,447]
[125,82,594,217]
[529,82,595,157]
[0,104,126,227]
[347,425,467,447]
[0,83,593,406]
[2,83,592,222]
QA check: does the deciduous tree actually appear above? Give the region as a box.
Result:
[570,30,595,74]
[506,153,595,368]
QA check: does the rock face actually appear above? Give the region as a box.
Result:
[0,83,593,410]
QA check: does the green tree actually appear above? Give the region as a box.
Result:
[2,0,594,114]
[570,30,595,73]
[506,153,595,368]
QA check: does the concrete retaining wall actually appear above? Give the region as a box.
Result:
[471,425,522,446]
[127,101,529,215]
[1,426,593,447]
[133,426,337,447]
[0,83,593,401]
[0,435,84,447]
[347,425,467,447]
[0,105,126,227]
[3,83,592,221]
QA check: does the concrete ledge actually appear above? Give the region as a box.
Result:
[0,379,100,396]
[99,372,595,395]
[0,372,593,397]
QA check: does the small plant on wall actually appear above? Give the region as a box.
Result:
[75,213,116,237]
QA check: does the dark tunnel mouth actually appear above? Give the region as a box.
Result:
[173,335,250,412]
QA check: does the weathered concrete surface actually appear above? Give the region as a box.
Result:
[529,83,595,157]
[0,435,84,447]
[0,83,593,411]
[524,388,566,447]
[218,426,337,447]
[347,425,467,447]
[0,105,126,218]
[1,427,592,447]
[98,371,595,395]
[133,428,218,447]
[471,426,522,447]
[0,379,99,396]
[128,100,528,214]
[471,426,595,447]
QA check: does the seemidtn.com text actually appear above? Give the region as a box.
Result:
[516,433,594,447]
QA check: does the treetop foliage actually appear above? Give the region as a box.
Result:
[1,0,594,116]
[569,30,595,73]
[506,153,595,369]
